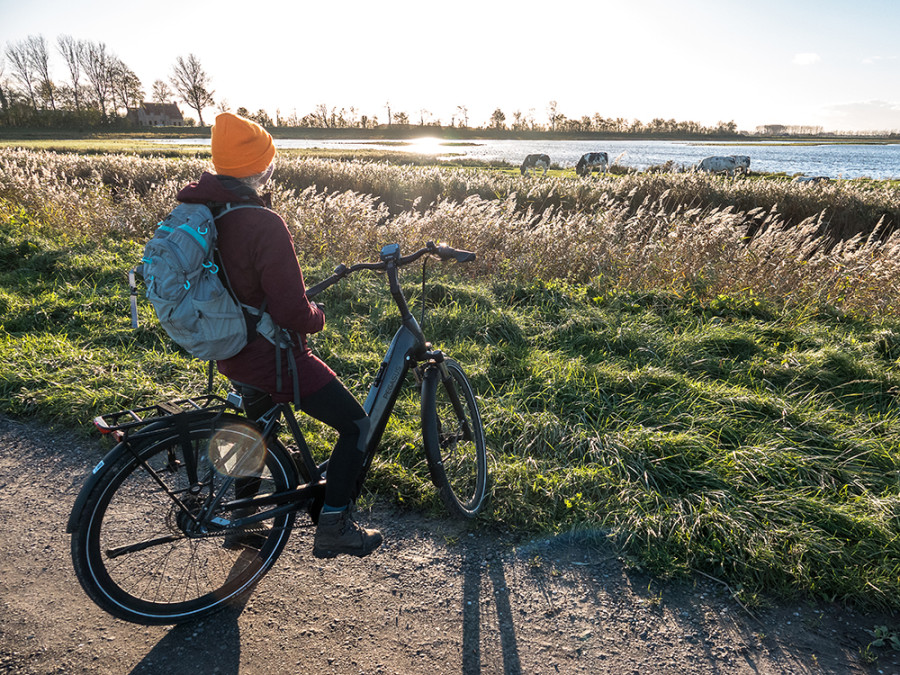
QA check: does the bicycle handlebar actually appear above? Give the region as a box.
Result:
[306,241,475,299]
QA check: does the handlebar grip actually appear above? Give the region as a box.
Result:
[436,244,476,264]
[305,263,348,299]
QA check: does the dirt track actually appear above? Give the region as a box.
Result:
[0,413,897,674]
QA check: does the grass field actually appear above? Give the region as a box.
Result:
[0,147,898,612]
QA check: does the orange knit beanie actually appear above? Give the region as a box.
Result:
[211,113,276,178]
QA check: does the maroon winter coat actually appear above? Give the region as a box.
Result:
[176,172,334,401]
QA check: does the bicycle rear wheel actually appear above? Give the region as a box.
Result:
[421,358,488,518]
[70,418,298,625]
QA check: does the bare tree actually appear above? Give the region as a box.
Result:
[170,54,215,126]
[22,35,56,110]
[152,79,173,103]
[456,105,469,128]
[489,107,506,130]
[346,106,359,128]
[5,40,38,109]
[57,35,84,110]
[250,109,273,127]
[0,57,9,120]
[314,103,331,128]
[547,100,562,131]
[79,40,113,119]
[110,58,144,113]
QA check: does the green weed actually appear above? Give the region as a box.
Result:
[1,149,899,614]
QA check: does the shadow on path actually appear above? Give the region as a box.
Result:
[462,546,522,674]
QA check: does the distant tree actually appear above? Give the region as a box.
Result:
[217,99,231,113]
[418,108,431,126]
[23,35,56,110]
[385,101,392,126]
[0,58,9,120]
[4,40,38,109]
[716,120,737,134]
[57,35,84,110]
[170,54,215,126]
[110,58,143,113]
[489,107,506,130]
[392,111,409,125]
[249,109,273,127]
[456,105,469,128]
[346,106,359,128]
[758,124,786,136]
[344,106,359,128]
[313,103,331,128]
[79,40,114,120]
[235,106,250,118]
[152,79,173,103]
[547,100,562,131]
[279,108,301,126]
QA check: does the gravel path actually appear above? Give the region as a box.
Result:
[0,413,896,674]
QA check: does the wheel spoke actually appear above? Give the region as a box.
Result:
[71,419,298,624]
[422,359,488,518]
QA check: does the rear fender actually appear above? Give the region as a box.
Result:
[67,439,137,533]
[66,410,248,533]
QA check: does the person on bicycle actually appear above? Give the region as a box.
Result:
[175,112,381,559]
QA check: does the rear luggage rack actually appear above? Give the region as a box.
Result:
[93,394,235,435]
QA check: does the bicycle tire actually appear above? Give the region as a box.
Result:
[421,358,488,518]
[70,417,298,625]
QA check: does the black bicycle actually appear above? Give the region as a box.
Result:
[68,241,488,625]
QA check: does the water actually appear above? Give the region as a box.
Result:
[154,137,900,180]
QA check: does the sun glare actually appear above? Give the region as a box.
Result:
[407,137,444,155]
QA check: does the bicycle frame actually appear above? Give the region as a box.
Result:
[222,246,456,523]
[70,242,473,537]
[66,240,487,626]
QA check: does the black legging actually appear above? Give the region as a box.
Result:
[235,378,369,508]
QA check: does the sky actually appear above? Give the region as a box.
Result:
[1,0,899,133]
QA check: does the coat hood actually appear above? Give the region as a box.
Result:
[176,172,267,206]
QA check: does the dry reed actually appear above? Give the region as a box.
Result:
[2,148,899,316]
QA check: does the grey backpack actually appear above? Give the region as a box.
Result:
[135,202,276,361]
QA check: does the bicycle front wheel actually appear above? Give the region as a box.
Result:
[421,358,488,518]
[70,418,298,625]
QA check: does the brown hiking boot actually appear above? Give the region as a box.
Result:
[313,508,383,559]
